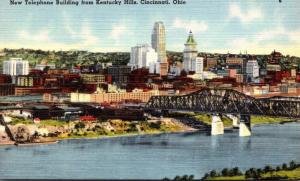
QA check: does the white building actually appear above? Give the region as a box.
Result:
[183,31,198,72]
[246,60,259,81]
[3,58,29,76]
[192,57,204,74]
[35,64,56,71]
[128,44,159,74]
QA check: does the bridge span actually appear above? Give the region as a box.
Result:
[145,88,300,136]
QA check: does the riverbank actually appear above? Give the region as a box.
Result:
[0,117,196,146]
[1,114,299,146]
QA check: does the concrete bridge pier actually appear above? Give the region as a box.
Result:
[239,114,251,137]
[226,114,240,128]
[211,114,224,136]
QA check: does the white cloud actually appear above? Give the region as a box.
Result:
[16,21,99,51]
[63,13,99,47]
[63,13,76,38]
[173,18,208,33]
[229,3,263,23]
[110,24,127,43]
[224,26,300,56]
[80,22,98,46]
[18,30,50,41]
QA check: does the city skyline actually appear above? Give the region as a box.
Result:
[0,0,299,56]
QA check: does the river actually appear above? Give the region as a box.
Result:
[0,123,300,179]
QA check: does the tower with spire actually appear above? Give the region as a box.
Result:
[183,31,198,72]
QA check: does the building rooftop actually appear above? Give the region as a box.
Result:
[186,31,197,45]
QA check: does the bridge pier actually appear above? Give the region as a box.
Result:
[211,114,224,136]
[226,114,239,128]
[239,114,251,137]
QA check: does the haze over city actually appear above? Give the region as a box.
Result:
[0,0,300,56]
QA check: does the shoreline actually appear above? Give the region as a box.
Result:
[58,129,198,142]
[1,120,299,147]
[0,129,199,147]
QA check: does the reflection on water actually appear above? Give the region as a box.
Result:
[0,123,300,179]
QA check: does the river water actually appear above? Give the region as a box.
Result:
[0,123,300,179]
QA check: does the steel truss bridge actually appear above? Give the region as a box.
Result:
[146,88,300,118]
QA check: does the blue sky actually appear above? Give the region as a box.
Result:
[0,0,299,56]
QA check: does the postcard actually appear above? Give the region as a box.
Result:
[0,0,300,180]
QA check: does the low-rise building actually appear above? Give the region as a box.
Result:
[71,88,159,104]
[81,74,106,84]
[107,65,131,87]
[206,57,218,70]
[0,84,15,96]
[43,93,70,102]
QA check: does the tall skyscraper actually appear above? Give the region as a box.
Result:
[151,22,168,76]
[3,58,29,76]
[151,22,167,63]
[183,31,198,72]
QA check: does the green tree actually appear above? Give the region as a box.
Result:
[282,163,288,170]
[209,170,217,178]
[74,122,85,130]
[276,166,281,171]
[221,168,229,176]
[232,167,242,176]
[289,160,297,170]
[264,165,273,173]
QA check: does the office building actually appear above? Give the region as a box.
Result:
[151,22,168,76]
[3,58,29,76]
[107,65,131,87]
[246,60,259,82]
[129,44,159,74]
[192,57,204,74]
[183,31,198,72]
[151,22,167,63]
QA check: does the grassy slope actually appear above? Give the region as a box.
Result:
[262,167,300,179]
[207,176,245,180]
[194,114,234,127]
[193,113,298,127]
[206,168,300,180]
[251,116,296,125]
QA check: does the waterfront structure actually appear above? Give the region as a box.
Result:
[129,44,159,74]
[3,58,29,76]
[246,60,259,81]
[151,22,168,76]
[183,31,198,72]
[15,87,62,96]
[43,93,70,103]
[71,88,159,104]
